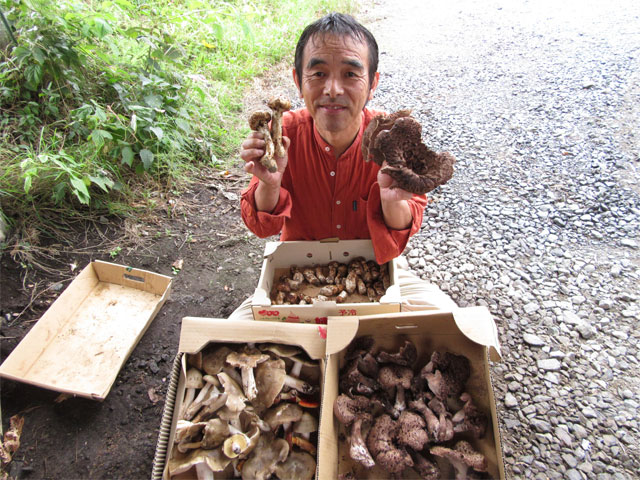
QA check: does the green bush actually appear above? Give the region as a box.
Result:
[0,0,355,233]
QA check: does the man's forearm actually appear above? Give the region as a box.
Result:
[255,181,281,213]
[381,199,413,230]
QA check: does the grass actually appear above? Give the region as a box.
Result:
[0,0,357,251]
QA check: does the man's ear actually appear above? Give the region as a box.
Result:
[368,71,380,101]
[292,68,303,98]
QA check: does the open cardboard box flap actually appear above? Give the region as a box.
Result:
[325,307,502,362]
[0,261,171,400]
[319,307,504,479]
[178,317,327,359]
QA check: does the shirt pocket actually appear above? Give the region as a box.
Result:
[345,196,369,238]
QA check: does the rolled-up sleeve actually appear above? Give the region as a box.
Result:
[366,182,427,264]
[240,179,293,238]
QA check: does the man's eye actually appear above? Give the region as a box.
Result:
[346,71,358,78]
[313,71,325,78]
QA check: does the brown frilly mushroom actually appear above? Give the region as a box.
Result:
[362,111,456,195]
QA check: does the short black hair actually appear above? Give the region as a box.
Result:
[294,13,379,89]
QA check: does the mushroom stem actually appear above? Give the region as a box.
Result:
[195,462,214,480]
[240,366,258,401]
[283,374,316,394]
[349,416,375,468]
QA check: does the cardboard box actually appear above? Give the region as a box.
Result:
[252,239,401,323]
[0,261,172,400]
[152,317,329,480]
[319,307,505,479]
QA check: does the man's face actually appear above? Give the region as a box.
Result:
[294,33,379,141]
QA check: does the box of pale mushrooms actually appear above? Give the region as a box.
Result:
[319,307,505,480]
[251,239,401,323]
[152,317,328,480]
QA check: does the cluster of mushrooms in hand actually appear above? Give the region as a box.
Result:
[272,257,391,305]
[362,109,456,195]
[334,336,492,479]
[168,342,320,480]
[248,96,291,173]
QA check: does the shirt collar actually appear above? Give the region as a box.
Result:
[312,111,366,159]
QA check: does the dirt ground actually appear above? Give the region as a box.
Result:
[0,64,299,479]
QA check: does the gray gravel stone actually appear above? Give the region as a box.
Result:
[367,0,640,478]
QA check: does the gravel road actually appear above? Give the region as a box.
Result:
[360,0,640,478]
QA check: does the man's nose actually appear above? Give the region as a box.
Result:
[323,75,344,97]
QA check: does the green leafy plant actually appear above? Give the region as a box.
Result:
[0,0,356,241]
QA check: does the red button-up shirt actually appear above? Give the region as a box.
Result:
[240,108,427,264]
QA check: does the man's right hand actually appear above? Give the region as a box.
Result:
[240,132,290,188]
[240,132,290,212]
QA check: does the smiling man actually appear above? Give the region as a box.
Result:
[240,13,428,265]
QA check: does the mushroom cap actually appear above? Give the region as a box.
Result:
[293,412,318,435]
[361,109,412,164]
[168,446,231,476]
[452,392,488,438]
[421,351,471,400]
[264,402,303,430]
[201,418,230,449]
[430,440,488,474]
[274,450,316,480]
[254,358,287,409]
[174,419,207,444]
[376,447,414,475]
[241,432,289,480]
[217,372,247,412]
[374,115,456,194]
[223,433,250,459]
[376,339,418,367]
[185,368,204,389]
[333,394,371,426]
[378,364,413,390]
[396,410,429,451]
[366,414,397,459]
[267,96,292,112]
[248,110,272,130]
[259,343,302,358]
[226,349,269,369]
[202,345,234,376]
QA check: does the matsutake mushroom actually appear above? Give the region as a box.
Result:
[267,96,291,158]
[248,110,276,173]
[180,368,204,418]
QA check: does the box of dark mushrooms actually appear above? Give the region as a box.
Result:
[251,239,401,323]
[319,308,505,480]
[152,317,328,480]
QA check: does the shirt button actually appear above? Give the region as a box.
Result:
[325,146,330,152]
[336,225,341,229]
[330,171,335,177]
[336,200,341,205]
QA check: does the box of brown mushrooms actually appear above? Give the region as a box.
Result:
[252,239,401,323]
[319,308,505,480]
[152,317,328,480]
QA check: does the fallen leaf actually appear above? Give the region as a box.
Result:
[172,258,184,270]
[0,415,24,465]
[148,388,160,404]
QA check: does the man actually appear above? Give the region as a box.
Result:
[233,13,455,318]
